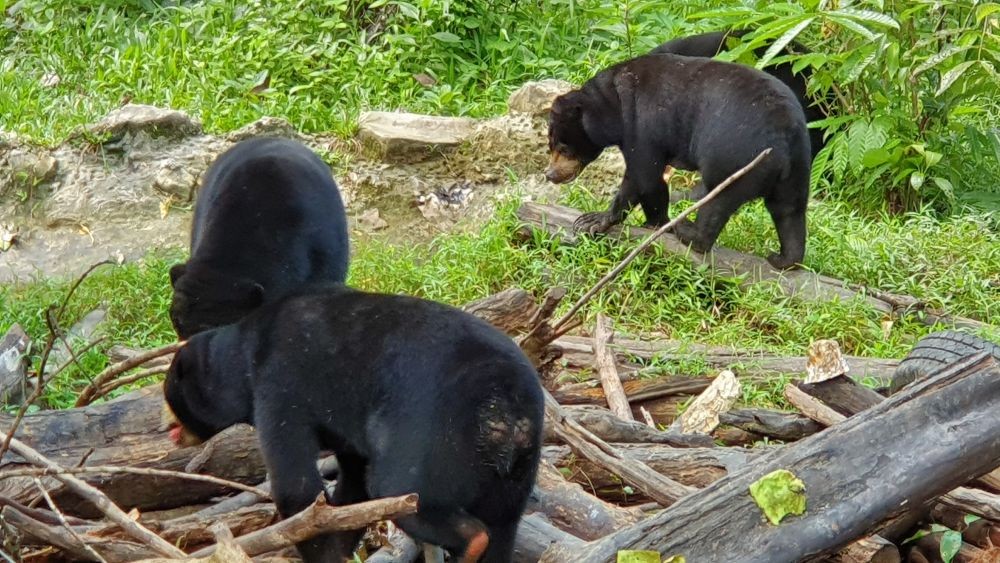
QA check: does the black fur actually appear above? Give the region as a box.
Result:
[169,137,349,339]
[545,53,811,269]
[164,285,544,563]
[651,29,828,159]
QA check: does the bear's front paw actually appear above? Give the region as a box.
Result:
[573,211,617,235]
[669,220,697,244]
[766,253,801,270]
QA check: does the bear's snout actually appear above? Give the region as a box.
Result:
[545,151,583,184]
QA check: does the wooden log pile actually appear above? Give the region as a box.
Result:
[2,175,998,562]
[1,284,999,563]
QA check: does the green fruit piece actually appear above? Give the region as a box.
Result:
[749,469,807,525]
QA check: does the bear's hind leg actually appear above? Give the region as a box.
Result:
[395,510,490,563]
[764,198,806,270]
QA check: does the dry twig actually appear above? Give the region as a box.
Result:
[33,478,107,563]
[2,465,270,498]
[0,261,114,463]
[0,430,185,558]
[522,148,772,343]
[74,342,184,407]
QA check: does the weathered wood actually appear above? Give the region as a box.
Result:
[548,405,714,447]
[930,504,1000,550]
[3,505,157,562]
[542,392,695,507]
[551,376,711,405]
[592,315,632,421]
[543,443,757,503]
[518,203,894,314]
[189,494,419,558]
[828,536,900,563]
[528,462,640,540]
[783,384,847,427]
[797,374,885,417]
[555,334,899,384]
[540,354,1000,562]
[906,531,988,563]
[939,486,1000,522]
[718,408,823,441]
[0,427,186,558]
[512,513,585,563]
[0,324,30,405]
[461,287,539,336]
[670,370,739,435]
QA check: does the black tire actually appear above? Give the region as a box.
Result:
[888,330,1000,395]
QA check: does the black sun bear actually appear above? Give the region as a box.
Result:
[168,137,349,339]
[163,284,545,563]
[650,29,829,159]
[545,53,811,270]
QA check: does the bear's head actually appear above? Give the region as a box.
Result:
[545,90,603,184]
[169,262,265,339]
[162,331,252,447]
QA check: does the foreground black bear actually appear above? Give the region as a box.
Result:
[545,53,811,269]
[651,29,828,159]
[163,285,545,563]
[169,137,349,339]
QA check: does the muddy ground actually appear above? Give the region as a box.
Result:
[0,84,638,284]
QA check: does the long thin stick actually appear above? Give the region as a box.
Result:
[74,341,184,407]
[1,465,270,498]
[34,478,107,563]
[0,261,114,463]
[0,431,186,558]
[537,148,773,337]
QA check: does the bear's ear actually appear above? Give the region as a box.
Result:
[169,263,187,287]
[552,91,583,117]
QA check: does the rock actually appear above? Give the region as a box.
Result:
[357,111,476,163]
[0,223,18,251]
[0,324,30,405]
[226,116,302,142]
[45,308,107,377]
[40,72,60,88]
[153,162,199,200]
[357,208,388,231]
[506,79,575,115]
[89,104,202,139]
[7,148,57,185]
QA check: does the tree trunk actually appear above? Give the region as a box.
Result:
[540,354,1000,562]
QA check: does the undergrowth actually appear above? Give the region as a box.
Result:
[2,190,995,409]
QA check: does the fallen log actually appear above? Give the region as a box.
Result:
[189,494,418,558]
[513,513,585,563]
[539,353,1000,562]
[542,443,758,502]
[519,202,894,314]
[718,408,823,442]
[548,405,713,447]
[2,505,157,562]
[555,335,899,383]
[930,504,1000,550]
[551,376,711,405]
[519,203,987,331]
[827,535,900,563]
[367,521,420,563]
[528,462,640,540]
[592,314,632,421]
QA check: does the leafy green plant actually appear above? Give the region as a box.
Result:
[691,0,1000,214]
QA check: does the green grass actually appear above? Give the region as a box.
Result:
[0,0,702,144]
[1,189,997,409]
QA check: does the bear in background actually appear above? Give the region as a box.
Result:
[651,29,829,159]
[545,53,811,269]
[169,137,349,339]
[163,284,545,563]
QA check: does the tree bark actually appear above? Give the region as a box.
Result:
[512,513,584,563]
[555,335,899,384]
[518,202,894,315]
[548,405,714,447]
[592,315,633,421]
[796,374,885,417]
[540,354,1000,562]
[551,376,711,406]
[527,462,640,540]
[718,408,823,441]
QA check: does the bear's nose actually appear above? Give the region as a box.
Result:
[544,168,558,182]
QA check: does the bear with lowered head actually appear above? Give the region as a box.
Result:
[650,29,829,160]
[169,137,349,339]
[163,284,545,563]
[545,53,811,270]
